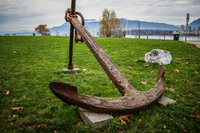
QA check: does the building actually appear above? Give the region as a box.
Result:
[193,27,197,34]
[180,25,185,33]
[188,26,192,32]
[198,26,200,34]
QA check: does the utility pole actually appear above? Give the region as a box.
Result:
[138,21,140,39]
[185,13,189,44]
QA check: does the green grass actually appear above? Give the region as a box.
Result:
[0,36,199,132]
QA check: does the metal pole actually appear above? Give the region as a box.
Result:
[138,21,140,39]
[185,13,189,44]
[68,23,74,69]
[67,0,76,69]
[71,0,76,15]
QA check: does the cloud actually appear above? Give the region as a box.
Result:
[0,0,199,32]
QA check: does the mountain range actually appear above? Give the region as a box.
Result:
[50,18,181,36]
[1,18,199,36]
[190,18,200,28]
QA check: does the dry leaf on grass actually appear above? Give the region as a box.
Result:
[175,69,179,72]
[191,111,200,119]
[183,129,188,132]
[118,115,132,125]
[128,67,133,70]
[192,70,198,73]
[12,107,24,111]
[142,81,147,84]
[140,57,144,59]
[170,88,175,91]
[5,90,10,95]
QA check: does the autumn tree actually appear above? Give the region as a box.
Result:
[35,25,50,36]
[99,9,121,37]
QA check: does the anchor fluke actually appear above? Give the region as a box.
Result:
[49,82,78,105]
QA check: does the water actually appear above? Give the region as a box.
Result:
[125,35,200,41]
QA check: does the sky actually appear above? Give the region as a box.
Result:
[0,0,200,32]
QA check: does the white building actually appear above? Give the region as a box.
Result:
[193,27,197,34]
[180,25,185,34]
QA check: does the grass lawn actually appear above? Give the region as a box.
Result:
[0,36,199,132]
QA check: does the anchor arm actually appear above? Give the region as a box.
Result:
[49,71,165,114]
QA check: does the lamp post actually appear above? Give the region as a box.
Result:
[185,13,189,44]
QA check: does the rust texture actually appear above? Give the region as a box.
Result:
[49,0,166,114]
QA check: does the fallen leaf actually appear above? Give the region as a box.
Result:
[140,57,144,59]
[183,129,188,132]
[54,67,57,69]
[186,58,190,60]
[5,90,10,95]
[13,51,16,53]
[191,111,200,119]
[184,80,189,82]
[128,67,133,70]
[142,81,147,84]
[170,88,175,91]
[12,107,23,111]
[44,124,47,129]
[145,64,150,67]
[131,51,134,54]
[163,125,166,128]
[83,69,86,71]
[175,69,179,72]
[175,57,180,60]
[189,55,194,57]
[192,70,198,73]
[119,118,127,125]
[139,118,142,122]
[118,115,132,125]
[186,62,189,65]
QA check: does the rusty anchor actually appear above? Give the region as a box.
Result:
[49,0,166,114]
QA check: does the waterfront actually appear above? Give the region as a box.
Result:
[126,35,200,41]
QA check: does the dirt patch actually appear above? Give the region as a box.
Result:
[181,41,200,48]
